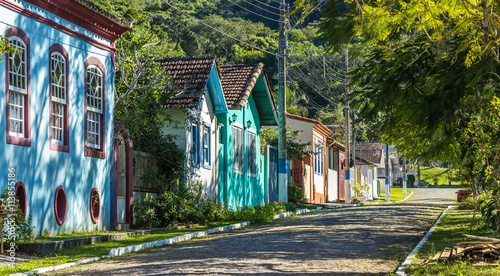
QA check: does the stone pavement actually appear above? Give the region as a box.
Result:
[48,204,445,276]
[405,188,459,205]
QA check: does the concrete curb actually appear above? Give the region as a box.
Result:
[11,206,332,275]
[395,205,453,276]
[399,189,414,202]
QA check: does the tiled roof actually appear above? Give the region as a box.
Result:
[355,142,383,164]
[75,0,133,29]
[158,56,217,109]
[220,63,264,108]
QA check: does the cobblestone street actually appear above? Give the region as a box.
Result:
[49,203,446,276]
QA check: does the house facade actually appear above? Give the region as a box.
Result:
[287,113,332,204]
[356,142,386,197]
[0,0,131,235]
[326,138,345,202]
[218,63,277,209]
[160,56,228,200]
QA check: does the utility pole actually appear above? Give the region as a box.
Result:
[417,161,421,188]
[352,111,356,186]
[343,48,351,204]
[277,0,288,202]
[403,155,407,195]
[385,144,390,202]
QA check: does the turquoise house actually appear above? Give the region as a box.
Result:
[218,63,277,209]
[0,0,131,235]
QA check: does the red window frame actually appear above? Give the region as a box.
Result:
[49,44,70,152]
[84,57,106,159]
[5,27,31,147]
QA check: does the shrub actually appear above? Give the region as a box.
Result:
[0,188,35,244]
[407,175,416,187]
[288,183,303,203]
[132,197,160,228]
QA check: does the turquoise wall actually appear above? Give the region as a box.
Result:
[217,94,265,210]
[0,3,115,235]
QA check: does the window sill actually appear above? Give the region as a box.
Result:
[191,163,200,168]
[85,148,105,159]
[50,143,70,153]
[203,164,212,170]
[6,136,31,147]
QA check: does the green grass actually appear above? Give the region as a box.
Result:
[420,166,461,186]
[34,229,139,243]
[406,209,499,275]
[367,187,410,204]
[0,222,237,274]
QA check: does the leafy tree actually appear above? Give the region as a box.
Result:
[260,127,314,160]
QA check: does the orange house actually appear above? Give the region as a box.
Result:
[286,113,335,203]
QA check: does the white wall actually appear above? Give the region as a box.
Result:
[328,169,338,202]
[161,92,218,199]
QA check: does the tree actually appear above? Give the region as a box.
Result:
[292,1,500,195]
[260,127,314,160]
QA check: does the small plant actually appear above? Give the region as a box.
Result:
[288,183,303,203]
[352,183,370,197]
[0,187,36,244]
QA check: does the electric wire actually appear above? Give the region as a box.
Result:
[240,0,281,16]
[250,0,281,12]
[227,0,281,22]
[162,0,278,57]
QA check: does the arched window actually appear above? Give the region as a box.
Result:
[5,27,31,147]
[49,44,69,152]
[84,57,105,159]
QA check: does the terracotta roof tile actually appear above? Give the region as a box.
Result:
[158,56,217,109]
[355,142,383,164]
[220,63,264,108]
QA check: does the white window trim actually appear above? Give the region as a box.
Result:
[8,37,27,137]
[86,65,103,150]
[50,52,66,145]
[246,128,257,177]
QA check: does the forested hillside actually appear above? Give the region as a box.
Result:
[94,0,368,140]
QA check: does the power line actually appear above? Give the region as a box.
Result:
[227,0,281,22]
[162,0,278,57]
[240,0,281,16]
[250,0,281,12]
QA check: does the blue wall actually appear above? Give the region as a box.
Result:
[0,3,115,235]
[217,94,265,210]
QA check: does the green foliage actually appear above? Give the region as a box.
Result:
[260,127,313,160]
[407,175,416,188]
[419,167,460,185]
[352,183,369,198]
[0,36,13,62]
[287,183,303,203]
[0,188,35,244]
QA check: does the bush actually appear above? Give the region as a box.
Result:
[132,197,159,228]
[288,183,303,203]
[0,188,35,244]
[407,175,416,187]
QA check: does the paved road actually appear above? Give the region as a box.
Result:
[50,205,445,276]
[46,188,457,276]
[405,187,459,205]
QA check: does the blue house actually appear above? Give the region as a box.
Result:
[0,0,131,235]
[218,63,277,209]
